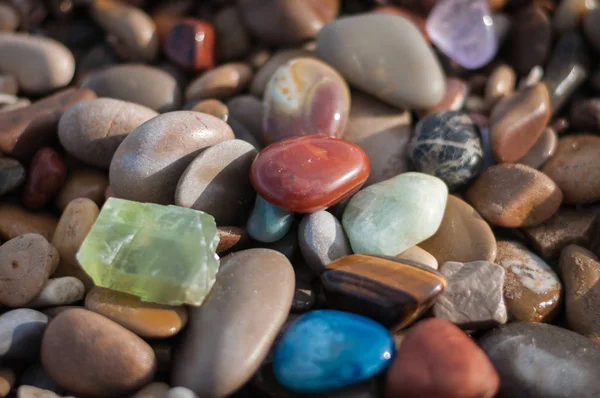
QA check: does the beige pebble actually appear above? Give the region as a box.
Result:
[185,63,253,102]
[397,246,438,270]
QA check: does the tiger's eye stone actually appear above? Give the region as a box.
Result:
[250,135,370,213]
[263,58,350,145]
[321,254,446,331]
[165,18,215,71]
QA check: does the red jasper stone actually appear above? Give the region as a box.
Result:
[22,147,67,210]
[250,135,370,213]
[165,18,215,71]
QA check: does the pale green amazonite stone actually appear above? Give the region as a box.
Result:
[342,172,448,256]
[77,198,220,306]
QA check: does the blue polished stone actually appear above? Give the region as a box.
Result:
[247,194,294,243]
[273,310,394,394]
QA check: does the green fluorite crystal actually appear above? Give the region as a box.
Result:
[77,198,220,306]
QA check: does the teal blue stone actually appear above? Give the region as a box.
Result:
[273,310,394,394]
[247,195,294,243]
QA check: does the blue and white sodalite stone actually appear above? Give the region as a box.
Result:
[273,310,394,394]
[409,111,483,191]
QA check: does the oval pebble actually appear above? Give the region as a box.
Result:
[247,195,294,243]
[110,111,234,204]
[0,204,57,242]
[132,382,170,398]
[0,309,48,363]
[27,277,85,308]
[0,158,26,196]
[185,63,252,102]
[165,19,215,72]
[191,99,229,121]
[55,169,109,211]
[58,98,158,169]
[0,368,15,397]
[21,148,67,210]
[397,246,438,270]
[517,127,557,169]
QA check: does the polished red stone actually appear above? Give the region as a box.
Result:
[165,18,215,71]
[250,135,370,213]
[22,147,67,210]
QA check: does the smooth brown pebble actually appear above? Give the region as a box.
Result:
[542,134,600,204]
[0,74,18,95]
[517,127,558,169]
[185,63,252,102]
[85,287,188,339]
[51,198,99,290]
[132,382,170,398]
[559,245,600,344]
[55,170,109,211]
[420,195,497,265]
[0,234,58,307]
[26,277,85,308]
[216,226,248,254]
[385,318,500,398]
[0,368,15,397]
[191,99,229,121]
[397,246,438,270]
[485,64,516,107]
[0,204,57,241]
[41,308,156,397]
[466,163,562,227]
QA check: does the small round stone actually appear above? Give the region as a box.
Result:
[27,277,86,308]
[409,111,483,191]
[185,63,252,102]
[191,99,229,122]
[165,18,215,71]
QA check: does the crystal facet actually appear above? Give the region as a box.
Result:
[77,198,220,306]
[426,0,497,69]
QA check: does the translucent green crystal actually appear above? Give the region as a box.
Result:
[77,197,220,306]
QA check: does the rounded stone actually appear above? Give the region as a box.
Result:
[542,134,600,204]
[237,0,339,46]
[175,139,257,226]
[21,148,67,210]
[110,111,235,204]
[251,135,370,213]
[263,58,350,144]
[41,308,156,397]
[185,63,252,102]
[0,309,48,363]
[0,157,26,196]
[511,5,552,76]
[27,277,85,308]
[409,111,483,191]
[165,19,215,71]
[58,98,158,169]
[166,387,198,398]
[397,246,438,270]
[250,49,314,98]
[0,368,15,397]
[85,287,188,339]
[420,77,468,116]
[479,322,600,398]
[554,0,598,33]
[172,249,295,397]
[0,234,58,307]
[420,195,496,265]
[298,210,352,273]
[466,164,562,228]
[55,169,109,211]
[517,127,557,170]
[0,204,57,242]
[0,33,75,94]
[81,64,182,113]
[485,64,516,107]
[316,14,445,109]
[386,318,500,398]
[191,99,229,122]
[227,95,264,143]
[0,3,19,32]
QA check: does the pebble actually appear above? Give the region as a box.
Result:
[489,82,551,163]
[0,74,17,95]
[433,261,507,329]
[409,111,483,190]
[426,0,497,69]
[274,310,394,394]
[214,7,251,61]
[0,204,57,242]
[41,308,156,397]
[250,49,314,98]
[420,78,468,116]
[165,18,214,71]
[517,127,557,169]
[17,386,73,398]
[0,234,58,307]
[584,8,600,51]
[85,286,188,339]
[466,164,562,227]
[50,198,99,290]
[397,246,438,270]
[559,245,600,344]
[132,382,169,398]
[216,226,248,254]
[22,148,67,210]
[58,98,158,169]
[0,3,18,32]
[227,95,264,143]
[374,5,429,42]
[172,249,294,397]
[0,88,96,159]
[27,277,85,308]
[386,318,500,398]
[511,5,552,76]
[485,64,516,107]
[0,158,26,195]
[553,0,598,33]
[81,64,182,112]
[495,241,561,323]
[322,254,446,330]
[110,111,234,204]
[343,91,411,186]
[479,322,600,398]
[316,14,446,109]
[570,98,600,132]
[191,99,228,121]
[237,0,339,46]
[247,195,294,243]
[0,33,75,94]
[420,195,496,265]
[250,135,370,213]
[343,172,448,256]
[166,387,198,398]
[185,63,252,102]
[55,169,108,211]
[0,368,15,397]
[541,134,600,204]
[175,139,257,226]
[543,32,591,114]
[298,210,352,274]
[0,309,48,363]
[523,207,599,261]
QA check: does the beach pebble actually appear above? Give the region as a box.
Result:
[397,246,438,270]
[0,368,15,397]
[26,277,85,308]
[185,63,252,102]
[165,19,214,71]
[0,309,48,363]
[0,204,57,242]
[0,158,26,196]
[55,169,109,211]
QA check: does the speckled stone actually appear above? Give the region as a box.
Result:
[409,111,483,191]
